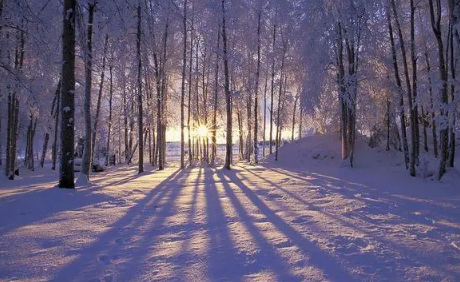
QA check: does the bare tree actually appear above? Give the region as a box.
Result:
[253,10,262,164]
[81,1,96,181]
[429,0,449,179]
[137,4,144,174]
[180,0,188,169]
[59,0,76,188]
[222,0,232,170]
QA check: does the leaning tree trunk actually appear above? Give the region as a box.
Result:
[388,3,409,169]
[59,0,76,188]
[392,0,416,175]
[91,34,109,163]
[52,80,61,170]
[41,85,59,168]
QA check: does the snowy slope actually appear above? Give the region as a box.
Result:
[0,136,459,282]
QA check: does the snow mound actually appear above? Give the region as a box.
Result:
[440,168,460,185]
[265,133,405,170]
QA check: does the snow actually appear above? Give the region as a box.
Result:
[1,135,459,281]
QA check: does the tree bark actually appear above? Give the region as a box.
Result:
[292,93,299,142]
[81,1,95,180]
[106,64,113,167]
[388,3,410,169]
[254,10,262,164]
[269,24,276,155]
[180,0,187,169]
[429,0,450,179]
[52,80,61,170]
[263,73,268,157]
[59,0,76,188]
[211,24,220,166]
[222,0,232,170]
[448,0,460,167]
[137,4,144,174]
[448,21,456,167]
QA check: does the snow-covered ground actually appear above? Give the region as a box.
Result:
[1,135,460,281]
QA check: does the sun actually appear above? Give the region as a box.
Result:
[195,124,209,138]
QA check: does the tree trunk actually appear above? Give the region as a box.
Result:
[188,11,194,166]
[388,4,409,169]
[448,0,460,167]
[424,47,439,158]
[429,0,450,179]
[292,93,299,142]
[392,0,416,174]
[337,22,348,161]
[254,11,261,164]
[421,106,429,152]
[81,1,95,181]
[5,93,11,177]
[52,80,61,170]
[410,0,420,165]
[269,24,276,155]
[10,96,19,179]
[106,64,113,167]
[386,99,391,151]
[299,106,303,139]
[222,0,232,170]
[91,34,109,162]
[59,0,76,188]
[41,83,60,168]
[137,5,144,174]
[263,73,268,157]
[123,83,129,163]
[275,67,286,162]
[448,21,456,167]
[180,0,188,169]
[41,132,50,168]
[211,24,220,166]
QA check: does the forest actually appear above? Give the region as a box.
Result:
[1,0,460,281]
[0,0,459,185]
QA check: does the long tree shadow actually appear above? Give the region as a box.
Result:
[204,166,246,280]
[267,166,460,234]
[260,165,460,279]
[0,184,114,237]
[214,168,306,281]
[216,168,358,282]
[50,168,187,282]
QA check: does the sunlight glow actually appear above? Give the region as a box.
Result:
[195,125,209,138]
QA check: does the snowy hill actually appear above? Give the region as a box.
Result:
[265,133,460,185]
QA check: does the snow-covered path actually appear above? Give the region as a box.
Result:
[1,164,459,281]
